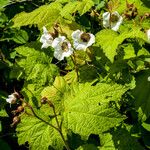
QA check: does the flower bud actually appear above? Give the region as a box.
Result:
[11,116,20,127]
[17,106,24,113]
[13,116,20,124]
[41,97,48,104]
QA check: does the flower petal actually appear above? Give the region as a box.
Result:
[87,34,95,47]
[53,36,73,60]
[102,12,110,28]
[72,30,83,40]
[147,29,150,41]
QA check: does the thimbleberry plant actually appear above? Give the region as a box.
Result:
[0,0,150,149]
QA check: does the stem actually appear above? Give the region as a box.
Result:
[19,98,71,150]
[27,104,59,132]
[51,104,71,150]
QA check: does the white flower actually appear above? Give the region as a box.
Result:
[40,26,53,48]
[52,36,73,61]
[103,11,123,31]
[71,30,95,50]
[148,76,150,82]
[146,29,150,41]
[6,93,17,104]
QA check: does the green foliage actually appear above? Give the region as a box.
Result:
[132,69,150,120]
[12,2,62,29]
[0,139,11,150]
[0,0,150,149]
[17,114,65,150]
[100,125,144,150]
[12,43,59,105]
[63,83,129,137]
[95,27,147,62]
[14,43,59,84]
[0,0,10,8]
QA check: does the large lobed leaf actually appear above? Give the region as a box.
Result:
[63,83,129,137]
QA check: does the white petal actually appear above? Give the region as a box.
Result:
[87,34,95,47]
[54,50,64,60]
[147,29,150,41]
[41,42,51,49]
[6,98,11,103]
[43,26,48,34]
[102,12,110,28]
[148,76,150,81]
[6,94,16,104]
[72,30,83,40]
[111,15,123,31]
[53,36,73,60]
[63,48,73,57]
[74,42,87,50]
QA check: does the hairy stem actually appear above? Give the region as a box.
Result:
[50,102,71,150]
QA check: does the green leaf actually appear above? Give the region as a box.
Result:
[77,144,98,150]
[14,42,59,85]
[13,43,59,106]
[63,83,128,137]
[60,1,79,20]
[76,0,94,16]
[132,69,150,119]
[142,122,150,132]
[60,0,94,21]
[99,125,144,150]
[0,109,8,117]
[123,44,136,60]
[0,139,11,150]
[117,0,150,15]
[109,126,144,150]
[12,29,28,44]
[95,28,147,62]
[17,114,65,150]
[64,70,78,84]
[0,0,10,8]
[12,2,62,29]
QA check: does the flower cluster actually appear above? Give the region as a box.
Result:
[40,27,95,60]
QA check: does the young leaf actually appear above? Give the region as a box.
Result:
[63,83,129,137]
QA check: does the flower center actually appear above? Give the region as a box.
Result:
[81,33,90,42]
[61,42,69,52]
[110,14,119,23]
